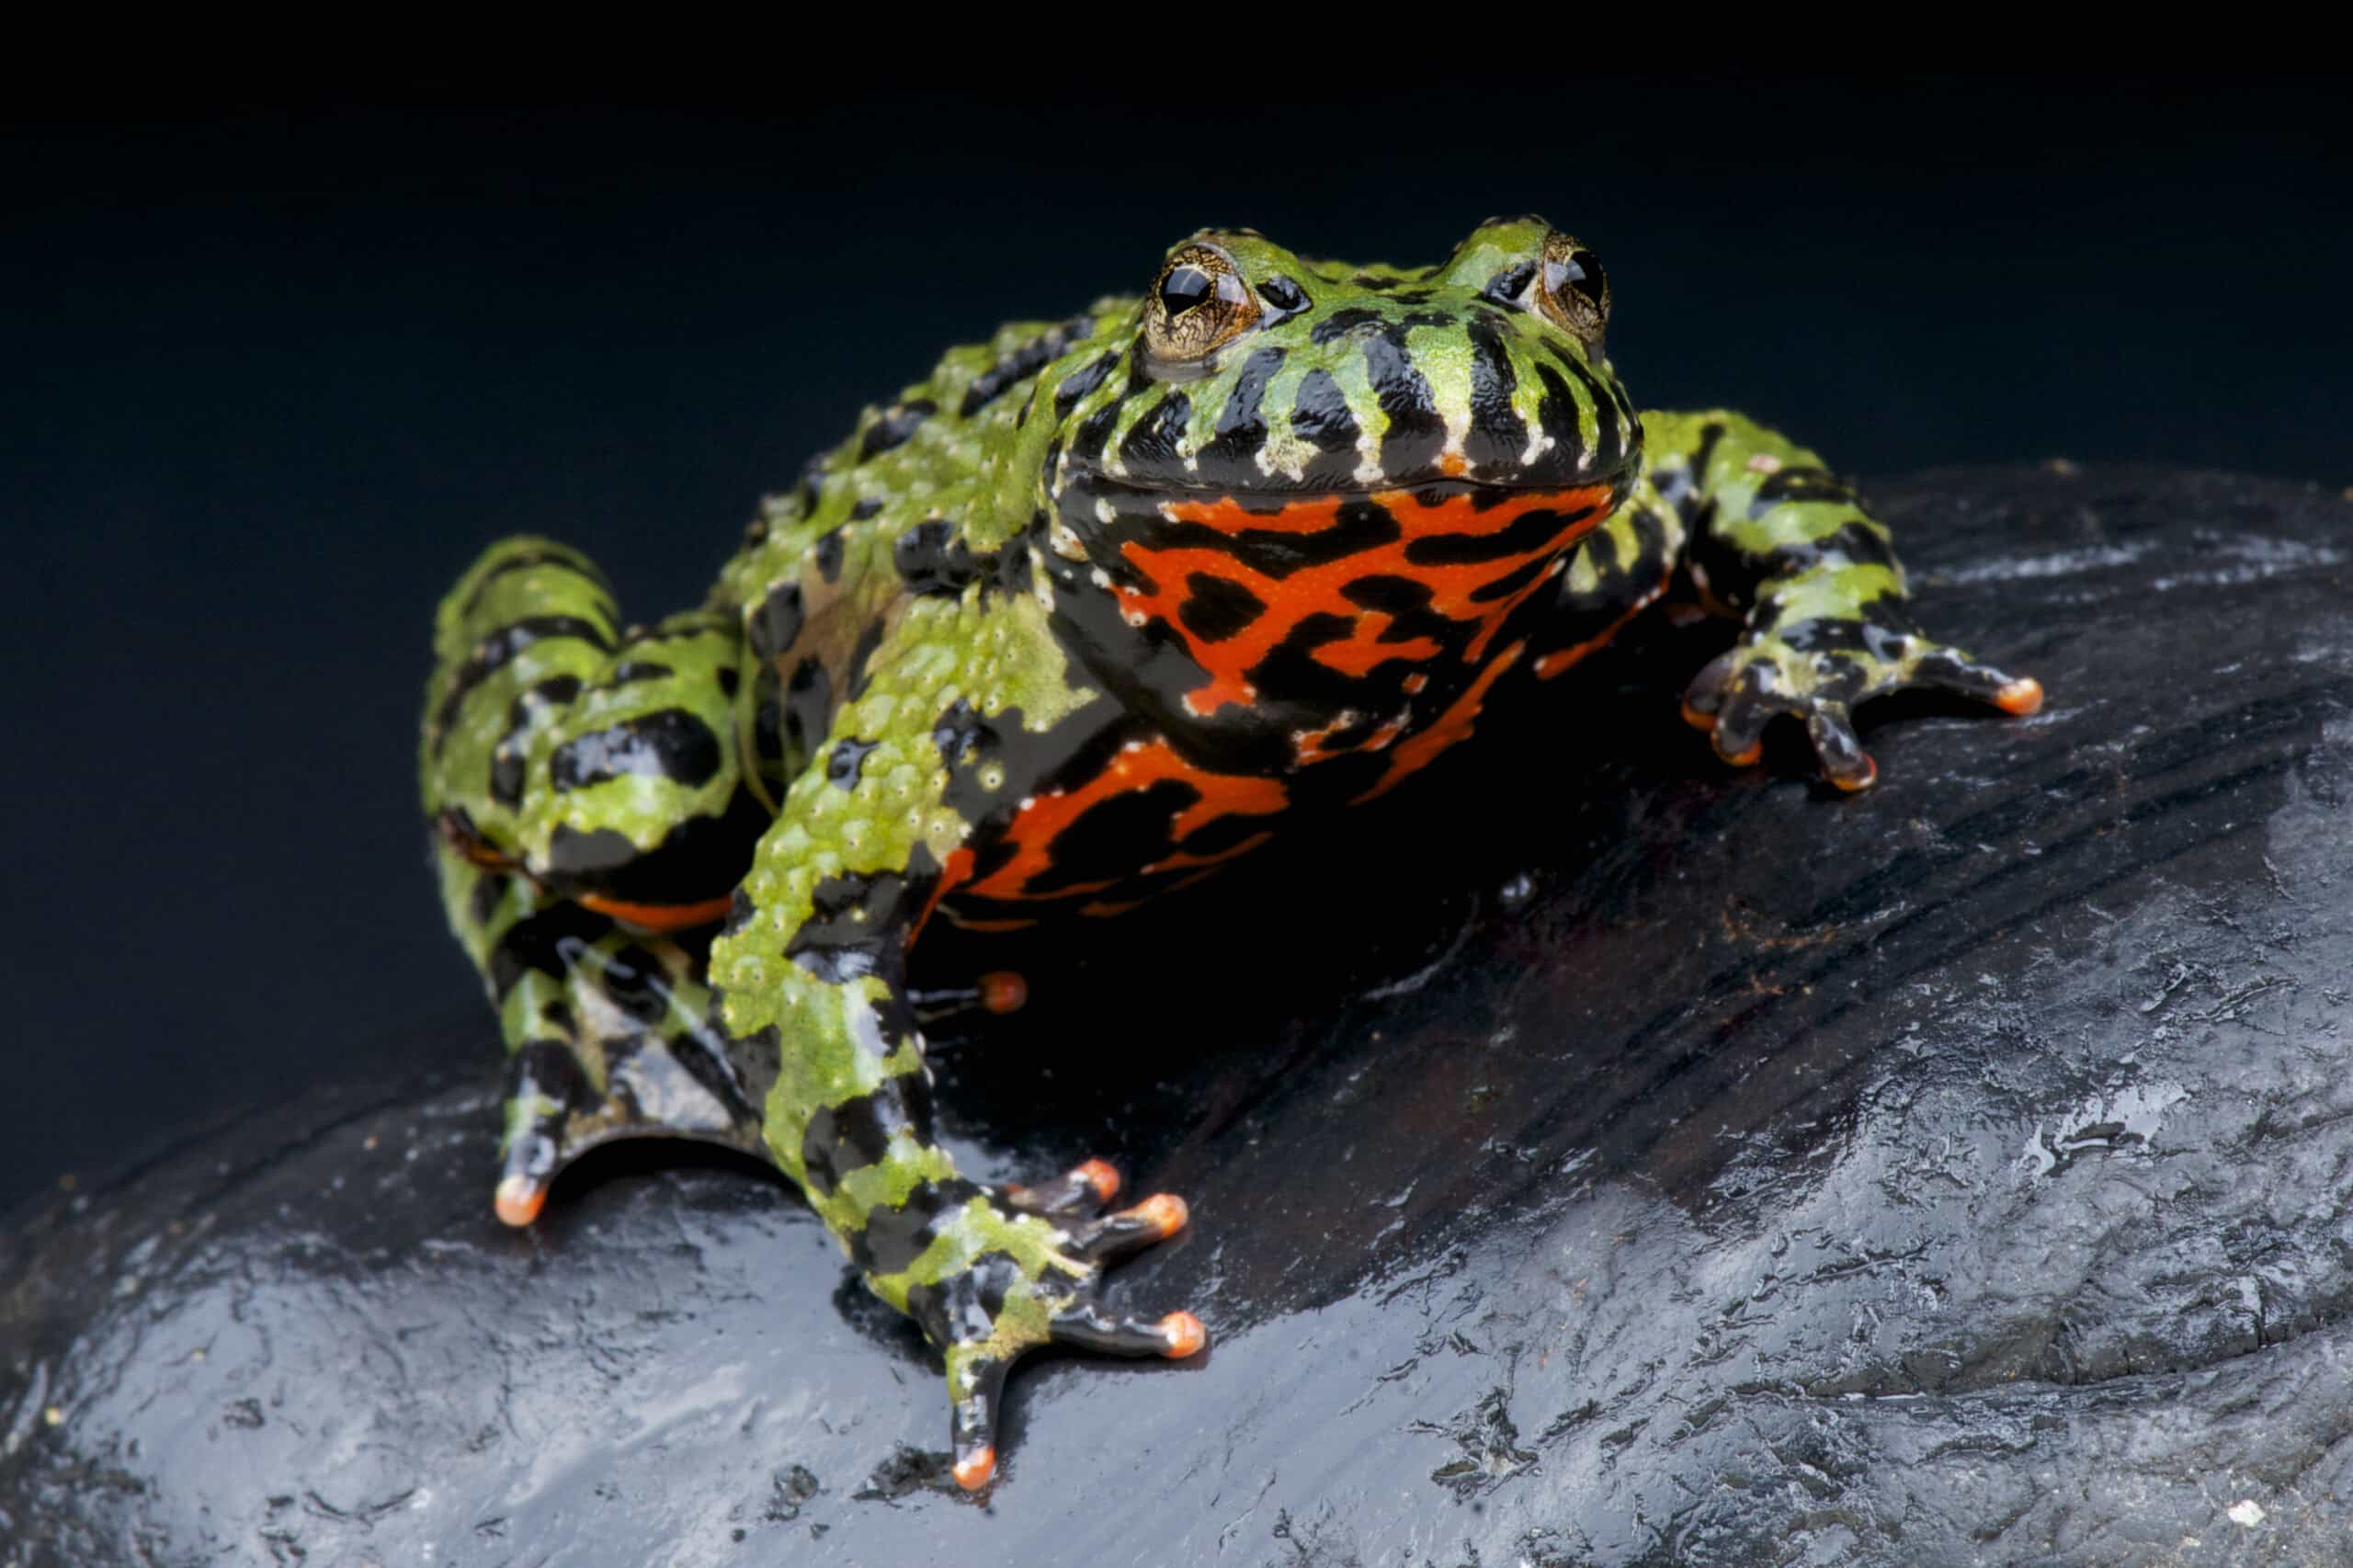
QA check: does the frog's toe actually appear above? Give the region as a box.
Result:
[949,1354,1013,1491]
[1049,1303,1209,1359]
[1910,645,2045,716]
[1804,701,1878,791]
[492,1044,577,1228]
[493,1169,549,1228]
[944,1301,1207,1491]
[1069,1192,1190,1265]
[1002,1157,1122,1218]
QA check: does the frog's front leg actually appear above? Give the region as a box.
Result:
[1637,410,2043,789]
[710,613,1203,1491]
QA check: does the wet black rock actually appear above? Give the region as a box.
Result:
[7,465,2353,1566]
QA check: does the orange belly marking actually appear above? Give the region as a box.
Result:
[1120,484,1612,719]
[940,738,1289,905]
[1357,641,1527,802]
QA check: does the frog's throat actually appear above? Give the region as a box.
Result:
[1043,476,1621,734]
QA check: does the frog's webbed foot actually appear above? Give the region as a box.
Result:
[1682,620,2042,791]
[919,1168,1204,1491]
[493,1030,761,1228]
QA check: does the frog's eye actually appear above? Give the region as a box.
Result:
[1534,231,1608,342]
[1145,243,1262,362]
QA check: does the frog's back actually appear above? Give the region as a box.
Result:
[701,309,1125,801]
[711,310,1116,618]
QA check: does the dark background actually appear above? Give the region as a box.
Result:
[5,77,2346,1214]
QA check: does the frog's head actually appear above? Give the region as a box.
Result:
[1044,216,1637,506]
[1037,218,1643,732]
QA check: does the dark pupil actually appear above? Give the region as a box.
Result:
[1548,251,1606,308]
[1160,264,1215,315]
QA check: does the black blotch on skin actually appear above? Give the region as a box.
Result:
[782,849,938,985]
[1755,466,1861,510]
[724,1022,782,1117]
[935,705,1135,872]
[1119,390,1192,470]
[431,615,612,753]
[858,400,937,461]
[1152,494,1402,580]
[550,709,723,792]
[1256,275,1308,315]
[1462,321,1528,472]
[455,546,602,626]
[1466,551,1555,606]
[1289,369,1360,455]
[1066,403,1122,465]
[931,697,984,764]
[1197,346,1283,473]
[1405,502,1597,568]
[716,665,739,699]
[852,1179,980,1277]
[749,582,804,663]
[827,736,881,790]
[1552,351,1625,472]
[1052,351,1117,416]
[1310,306,1384,344]
[813,529,847,585]
[795,452,831,512]
[799,1089,901,1198]
[1366,325,1444,478]
[960,318,1086,417]
[1025,780,1195,895]
[993,531,1033,597]
[1531,361,1586,471]
[1483,262,1536,307]
[1776,597,1919,653]
[1177,573,1266,643]
[597,944,673,1027]
[490,673,584,808]
[893,519,986,597]
[489,900,614,1002]
[1342,574,1437,615]
[851,496,886,521]
[844,621,886,703]
[784,657,834,766]
[509,1039,591,1120]
[540,787,769,906]
[469,869,509,929]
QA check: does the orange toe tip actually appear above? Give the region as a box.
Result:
[1830,756,1879,793]
[1722,743,1763,768]
[1679,700,1719,733]
[1995,676,2045,716]
[952,1446,995,1491]
[493,1175,546,1229]
[1130,1193,1189,1237]
[1074,1158,1121,1202]
[979,971,1029,1015]
[1159,1311,1207,1359]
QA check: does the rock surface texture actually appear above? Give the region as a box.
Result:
[6,465,2353,1566]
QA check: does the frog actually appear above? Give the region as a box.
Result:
[418,216,2041,1492]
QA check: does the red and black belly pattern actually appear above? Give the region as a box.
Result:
[930,473,1622,926]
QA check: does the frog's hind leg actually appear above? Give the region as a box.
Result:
[423,536,768,1223]
[437,837,767,1228]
